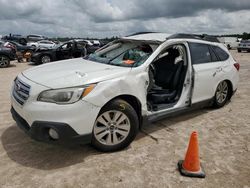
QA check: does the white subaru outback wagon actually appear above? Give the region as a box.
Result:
[11,33,239,152]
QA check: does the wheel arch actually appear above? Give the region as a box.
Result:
[0,53,11,59]
[225,79,233,100]
[40,53,53,62]
[100,94,143,128]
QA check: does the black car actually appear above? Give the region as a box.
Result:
[72,39,104,54]
[85,43,101,54]
[31,41,87,64]
[0,46,16,68]
[6,41,35,53]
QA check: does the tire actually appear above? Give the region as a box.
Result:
[237,49,241,53]
[213,81,229,108]
[92,99,139,152]
[227,44,231,50]
[40,55,51,64]
[0,55,10,68]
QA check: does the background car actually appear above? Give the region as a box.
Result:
[237,40,250,52]
[74,39,103,54]
[27,40,57,49]
[0,46,16,68]
[4,41,35,53]
[31,41,86,64]
[26,34,48,42]
[0,40,5,46]
[2,34,27,45]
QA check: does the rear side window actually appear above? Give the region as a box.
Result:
[189,43,211,64]
[212,46,229,61]
[209,46,220,62]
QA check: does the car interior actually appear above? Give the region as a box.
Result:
[147,44,188,111]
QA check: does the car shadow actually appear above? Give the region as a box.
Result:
[1,125,101,170]
[6,64,16,68]
[27,61,37,66]
[138,107,211,136]
[1,107,212,170]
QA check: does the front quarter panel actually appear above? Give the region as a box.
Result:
[83,68,148,115]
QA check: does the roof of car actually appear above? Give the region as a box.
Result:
[122,32,220,44]
[123,33,171,42]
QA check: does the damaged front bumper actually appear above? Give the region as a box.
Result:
[11,107,92,145]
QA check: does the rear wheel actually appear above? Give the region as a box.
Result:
[213,81,229,108]
[237,49,241,53]
[0,55,10,68]
[92,99,139,152]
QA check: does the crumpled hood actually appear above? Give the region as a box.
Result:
[22,58,131,88]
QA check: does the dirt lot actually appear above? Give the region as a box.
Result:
[0,50,249,188]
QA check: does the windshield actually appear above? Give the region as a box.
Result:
[85,41,156,67]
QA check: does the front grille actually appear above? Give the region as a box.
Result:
[13,77,31,105]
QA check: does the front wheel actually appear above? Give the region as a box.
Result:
[92,99,139,152]
[213,81,229,108]
[0,55,10,68]
[40,55,51,64]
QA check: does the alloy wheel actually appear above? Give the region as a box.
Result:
[0,56,9,68]
[216,81,228,104]
[41,56,51,63]
[93,110,131,146]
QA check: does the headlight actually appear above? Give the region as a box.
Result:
[37,84,96,104]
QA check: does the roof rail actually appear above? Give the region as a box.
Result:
[167,33,220,43]
[202,35,220,43]
[126,32,158,37]
[167,33,201,40]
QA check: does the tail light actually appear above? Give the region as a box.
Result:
[234,63,240,71]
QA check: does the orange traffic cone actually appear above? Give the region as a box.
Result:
[178,131,205,178]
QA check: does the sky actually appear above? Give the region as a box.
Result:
[0,0,249,38]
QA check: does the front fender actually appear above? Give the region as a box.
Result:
[82,70,148,115]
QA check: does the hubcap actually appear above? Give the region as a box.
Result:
[0,56,9,67]
[216,81,228,104]
[93,110,130,146]
[41,56,51,63]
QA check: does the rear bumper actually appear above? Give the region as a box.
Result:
[11,107,92,145]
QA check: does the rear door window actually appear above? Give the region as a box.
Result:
[211,46,229,61]
[209,46,220,62]
[189,43,211,64]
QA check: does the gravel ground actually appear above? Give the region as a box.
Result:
[0,50,249,188]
